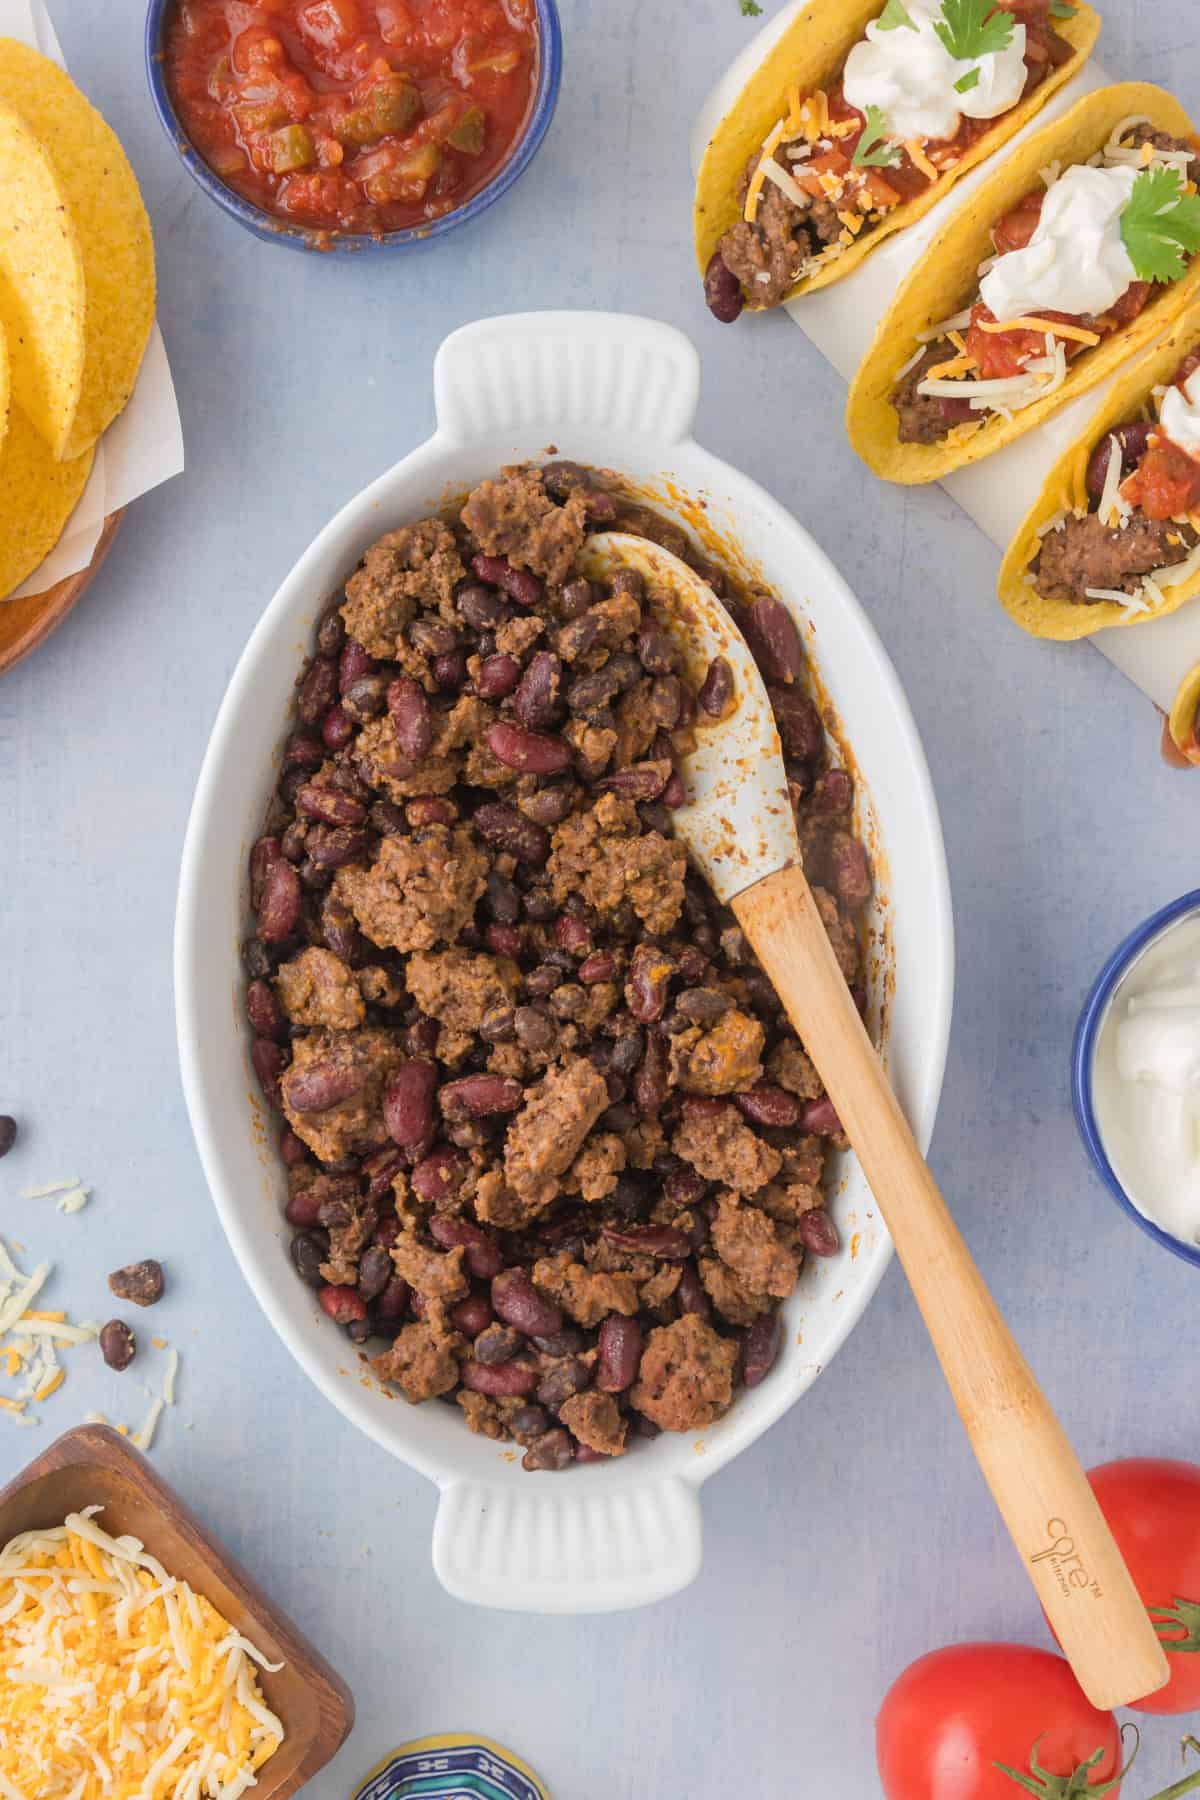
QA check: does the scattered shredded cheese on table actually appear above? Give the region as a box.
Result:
[0,1506,285,1800]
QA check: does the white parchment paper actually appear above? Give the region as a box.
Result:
[2,0,184,601]
[690,9,1200,713]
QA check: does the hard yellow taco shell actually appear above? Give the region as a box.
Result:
[693,0,1098,307]
[0,39,155,462]
[846,84,1200,484]
[0,322,95,602]
[998,307,1200,638]
[1168,660,1200,763]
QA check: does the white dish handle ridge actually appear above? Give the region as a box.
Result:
[432,1472,702,1612]
[433,311,701,448]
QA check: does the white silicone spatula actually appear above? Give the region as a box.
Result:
[581,531,1168,1713]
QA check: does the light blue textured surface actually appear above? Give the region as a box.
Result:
[2,3,1198,1794]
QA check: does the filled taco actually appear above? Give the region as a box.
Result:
[846,85,1200,482]
[998,308,1200,635]
[1168,660,1200,763]
[694,0,1098,323]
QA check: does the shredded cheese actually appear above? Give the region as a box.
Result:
[977,316,1101,346]
[759,156,811,210]
[785,85,803,136]
[924,354,975,381]
[904,139,939,183]
[0,1509,284,1799]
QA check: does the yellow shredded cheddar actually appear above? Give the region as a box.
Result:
[979,316,1101,346]
[925,354,976,380]
[33,1367,64,1401]
[837,210,865,235]
[904,139,939,182]
[0,1508,286,1800]
[785,84,803,134]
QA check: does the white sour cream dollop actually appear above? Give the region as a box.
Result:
[980,163,1139,318]
[1160,369,1200,459]
[1092,915,1200,1245]
[843,0,1027,146]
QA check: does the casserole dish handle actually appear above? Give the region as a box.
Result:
[433,312,701,448]
[432,1475,702,1611]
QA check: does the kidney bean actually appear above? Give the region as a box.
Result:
[400,797,451,830]
[799,1096,843,1137]
[429,1214,504,1280]
[251,1038,286,1109]
[536,1356,591,1409]
[405,618,454,658]
[598,1316,642,1392]
[812,769,853,814]
[553,913,591,956]
[296,656,339,726]
[746,596,804,686]
[320,1284,367,1325]
[242,936,273,981]
[245,980,283,1041]
[798,1209,841,1257]
[440,1074,523,1118]
[662,771,686,808]
[283,731,325,772]
[480,1006,516,1044]
[522,1427,574,1471]
[342,674,388,723]
[339,639,373,694]
[473,1323,521,1365]
[457,583,507,629]
[625,944,675,1024]
[573,1442,611,1463]
[575,950,614,985]
[522,784,576,828]
[831,835,872,909]
[386,676,434,764]
[283,1178,324,1226]
[677,1260,712,1320]
[357,1246,393,1303]
[664,1164,706,1209]
[299,856,332,892]
[736,1083,803,1129]
[452,1294,496,1338]
[522,890,557,923]
[472,553,544,609]
[476,654,522,700]
[282,1058,368,1114]
[278,1127,308,1170]
[634,622,679,675]
[257,857,301,943]
[507,1008,550,1055]
[473,802,550,865]
[492,1269,563,1338]
[485,870,521,925]
[485,721,572,775]
[289,1231,327,1288]
[435,650,468,689]
[633,1030,669,1115]
[321,706,353,754]
[383,1059,437,1148]
[698,656,733,717]
[410,1146,468,1208]
[1085,421,1154,499]
[649,675,683,730]
[463,1358,539,1397]
[405,1016,440,1058]
[743,1309,782,1388]
[484,923,523,957]
[770,686,824,762]
[373,1212,402,1249]
[604,1223,691,1261]
[603,761,672,803]
[295,784,366,828]
[316,893,358,964]
[524,964,563,998]
[100,1320,136,1371]
[514,652,562,730]
[704,250,744,323]
[375,1273,411,1321]
[317,602,346,658]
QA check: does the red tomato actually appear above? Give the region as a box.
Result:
[964,304,1079,379]
[877,1644,1122,1799]
[1088,1459,1200,1714]
[993,189,1044,254]
[1121,441,1200,522]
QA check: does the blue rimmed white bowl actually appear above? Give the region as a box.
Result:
[144,0,562,254]
[1073,888,1200,1269]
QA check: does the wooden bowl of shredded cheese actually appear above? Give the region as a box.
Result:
[0,1423,353,1800]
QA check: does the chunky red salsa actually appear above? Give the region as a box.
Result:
[165,0,539,237]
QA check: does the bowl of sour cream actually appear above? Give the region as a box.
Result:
[1074,890,1200,1266]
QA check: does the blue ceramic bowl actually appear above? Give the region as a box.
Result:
[1072,888,1200,1269]
[145,0,562,253]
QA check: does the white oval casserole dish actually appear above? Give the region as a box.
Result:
[175,311,953,1613]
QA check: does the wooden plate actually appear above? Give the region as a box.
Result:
[0,510,124,677]
[0,1423,355,1797]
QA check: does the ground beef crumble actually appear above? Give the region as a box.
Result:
[247,461,872,1468]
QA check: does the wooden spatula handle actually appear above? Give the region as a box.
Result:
[734,862,1168,1712]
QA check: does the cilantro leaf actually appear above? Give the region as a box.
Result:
[933,0,1015,62]
[739,0,762,13]
[1048,0,1076,14]
[851,104,902,168]
[1121,165,1200,284]
[954,66,981,92]
[878,0,919,29]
